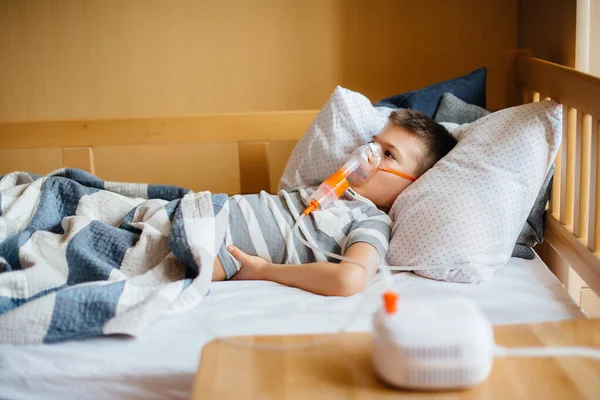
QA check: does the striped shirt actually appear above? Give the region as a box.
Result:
[216,187,392,279]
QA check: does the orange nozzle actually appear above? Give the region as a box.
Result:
[382,290,398,314]
[303,200,319,215]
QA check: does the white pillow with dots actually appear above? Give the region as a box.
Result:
[279,86,394,191]
[387,100,562,283]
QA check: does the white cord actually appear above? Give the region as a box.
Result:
[495,345,600,360]
[204,213,387,351]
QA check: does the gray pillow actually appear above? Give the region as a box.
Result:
[434,93,490,124]
[433,93,553,260]
[511,166,554,259]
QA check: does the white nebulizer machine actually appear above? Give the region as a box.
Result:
[372,296,600,390]
[372,297,494,389]
[207,142,600,391]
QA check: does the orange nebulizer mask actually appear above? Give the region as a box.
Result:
[302,142,383,215]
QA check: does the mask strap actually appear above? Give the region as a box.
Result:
[377,167,417,182]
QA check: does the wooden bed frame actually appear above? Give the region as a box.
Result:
[1,50,599,302]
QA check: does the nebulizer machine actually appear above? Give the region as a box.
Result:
[206,142,600,391]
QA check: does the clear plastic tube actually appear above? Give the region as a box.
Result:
[293,214,369,271]
[293,214,394,287]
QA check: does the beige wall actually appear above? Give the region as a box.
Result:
[0,0,518,122]
[519,0,577,67]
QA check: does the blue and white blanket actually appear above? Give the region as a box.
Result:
[0,169,229,344]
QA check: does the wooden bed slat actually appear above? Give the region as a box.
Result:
[575,113,592,239]
[551,141,562,217]
[574,111,583,237]
[566,107,577,227]
[547,93,554,213]
[559,106,570,225]
[593,118,600,251]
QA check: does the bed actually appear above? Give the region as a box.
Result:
[0,50,598,399]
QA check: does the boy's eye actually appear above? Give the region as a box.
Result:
[384,150,395,160]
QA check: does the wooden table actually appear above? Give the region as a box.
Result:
[192,319,600,399]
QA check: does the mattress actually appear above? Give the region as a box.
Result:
[0,254,583,400]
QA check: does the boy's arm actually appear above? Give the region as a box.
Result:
[227,242,380,297]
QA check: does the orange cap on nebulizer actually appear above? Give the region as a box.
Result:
[383,290,399,314]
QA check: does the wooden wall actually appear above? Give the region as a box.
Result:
[0,0,518,122]
[519,0,577,68]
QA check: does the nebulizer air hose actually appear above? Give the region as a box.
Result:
[204,142,398,350]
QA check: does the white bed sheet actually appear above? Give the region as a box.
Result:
[0,254,583,400]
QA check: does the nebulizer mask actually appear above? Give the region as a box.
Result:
[302,142,384,215]
[302,143,417,216]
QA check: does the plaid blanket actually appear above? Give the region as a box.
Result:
[0,169,229,344]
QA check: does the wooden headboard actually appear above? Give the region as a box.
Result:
[1,50,600,300]
[0,111,316,195]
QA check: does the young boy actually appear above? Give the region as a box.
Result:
[212,109,457,296]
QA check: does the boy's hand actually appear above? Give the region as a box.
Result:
[228,245,269,281]
[226,242,378,296]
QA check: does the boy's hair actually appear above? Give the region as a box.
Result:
[388,109,457,176]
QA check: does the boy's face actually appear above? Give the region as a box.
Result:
[351,122,425,211]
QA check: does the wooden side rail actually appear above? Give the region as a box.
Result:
[514,54,600,297]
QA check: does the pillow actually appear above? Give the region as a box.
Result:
[434,92,490,124]
[386,100,562,283]
[374,68,487,117]
[279,86,393,191]
[435,95,554,261]
[511,165,555,259]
